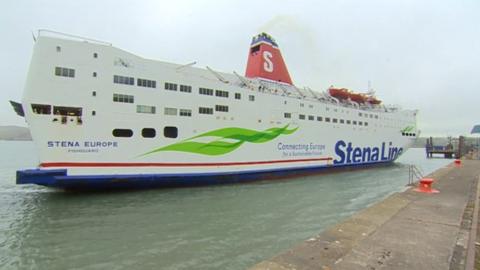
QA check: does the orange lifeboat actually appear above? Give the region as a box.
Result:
[366,96,382,105]
[349,93,367,103]
[328,86,381,105]
[328,87,350,100]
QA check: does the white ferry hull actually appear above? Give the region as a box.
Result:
[15,31,418,189]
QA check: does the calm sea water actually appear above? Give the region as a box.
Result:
[0,141,451,270]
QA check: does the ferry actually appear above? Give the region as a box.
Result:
[11,30,419,189]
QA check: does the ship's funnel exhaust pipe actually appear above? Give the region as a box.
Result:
[245,33,293,85]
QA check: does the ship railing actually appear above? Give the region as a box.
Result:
[37,29,112,46]
[234,74,392,112]
[408,164,424,186]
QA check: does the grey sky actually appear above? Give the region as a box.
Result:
[1,0,479,136]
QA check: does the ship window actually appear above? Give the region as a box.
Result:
[142,128,156,138]
[113,93,134,103]
[300,103,304,107]
[93,53,98,58]
[333,118,338,123]
[215,90,229,98]
[199,107,213,115]
[365,122,368,126]
[93,72,97,77]
[215,105,229,112]
[284,113,291,119]
[325,117,331,122]
[250,45,260,54]
[317,116,323,121]
[137,105,156,114]
[340,119,345,124]
[370,114,373,118]
[56,46,61,52]
[180,85,192,93]
[164,107,177,116]
[53,106,82,116]
[299,114,305,120]
[235,93,241,100]
[113,129,133,137]
[113,75,134,85]
[179,109,192,117]
[375,115,379,119]
[309,105,314,109]
[199,87,214,96]
[359,121,363,126]
[164,126,178,138]
[138,78,157,88]
[359,113,362,116]
[347,120,351,124]
[55,67,75,78]
[164,82,177,91]
[92,110,96,116]
[353,121,357,125]
[249,95,255,101]
[308,115,314,121]
[92,91,96,97]
[31,104,51,115]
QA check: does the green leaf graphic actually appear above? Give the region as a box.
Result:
[143,125,298,156]
[401,126,414,133]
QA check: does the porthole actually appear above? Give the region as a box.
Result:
[142,128,156,138]
[164,126,178,138]
[112,129,133,137]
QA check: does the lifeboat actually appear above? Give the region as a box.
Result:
[349,93,367,103]
[328,86,381,105]
[328,87,350,100]
[366,96,382,105]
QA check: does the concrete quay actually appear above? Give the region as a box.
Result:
[251,159,480,270]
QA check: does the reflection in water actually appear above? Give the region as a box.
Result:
[0,142,451,270]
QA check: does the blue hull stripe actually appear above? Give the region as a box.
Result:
[16,161,394,189]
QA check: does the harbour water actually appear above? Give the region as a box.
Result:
[0,141,451,270]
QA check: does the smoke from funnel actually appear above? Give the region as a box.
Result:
[256,15,326,90]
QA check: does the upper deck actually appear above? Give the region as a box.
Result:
[33,30,406,115]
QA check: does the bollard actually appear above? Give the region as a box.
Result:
[454,159,462,166]
[414,178,439,193]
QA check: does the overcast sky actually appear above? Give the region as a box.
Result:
[1,0,479,136]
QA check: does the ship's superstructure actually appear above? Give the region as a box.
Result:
[13,30,418,189]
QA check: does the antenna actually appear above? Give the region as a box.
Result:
[366,80,376,96]
[233,71,253,88]
[176,61,197,71]
[206,66,229,84]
